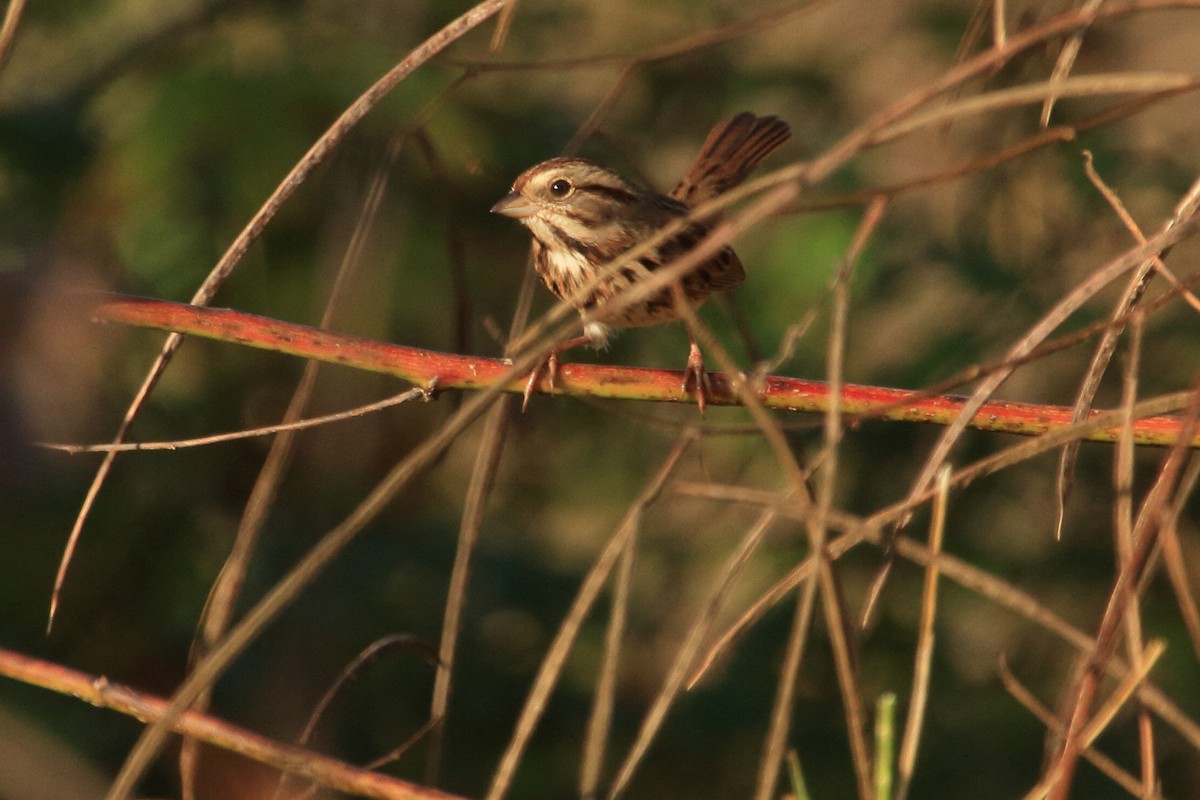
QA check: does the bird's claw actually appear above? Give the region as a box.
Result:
[683,341,711,415]
[522,351,561,413]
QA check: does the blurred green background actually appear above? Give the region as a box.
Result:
[2,1,1200,798]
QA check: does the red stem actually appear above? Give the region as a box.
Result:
[92,294,1198,447]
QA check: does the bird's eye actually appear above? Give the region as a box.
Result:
[549,178,573,198]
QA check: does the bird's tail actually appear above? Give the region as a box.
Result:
[671,112,792,207]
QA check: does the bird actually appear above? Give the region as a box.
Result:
[492,112,791,411]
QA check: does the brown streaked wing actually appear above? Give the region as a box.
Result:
[693,247,745,293]
[660,221,747,294]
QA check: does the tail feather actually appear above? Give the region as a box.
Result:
[671,112,792,206]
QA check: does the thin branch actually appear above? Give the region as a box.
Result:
[0,647,464,800]
[42,389,428,453]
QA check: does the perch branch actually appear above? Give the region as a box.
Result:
[89,294,1200,448]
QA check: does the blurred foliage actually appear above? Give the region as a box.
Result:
[2,1,1200,799]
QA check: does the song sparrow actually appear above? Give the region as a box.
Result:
[492,112,791,411]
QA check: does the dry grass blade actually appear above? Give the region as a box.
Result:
[425,399,511,786]
[580,524,637,799]
[1112,318,1159,794]
[299,635,440,749]
[874,73,1198,146]
[609,501,782,800]
[1055,152,1168,541]
[0,0,26,75]
[488,0,518,51]
[875,693,897,800]
[895,466,950,800]
[959,0,993,59]
[948,0,1001,108]
[50,0,507,632]
[821,554,874,800]
[751,518,823,800]
[1158,455,1200,661]
[1040,0,1108,127]
[992,0,1007,47]
[1029,640,1168,800]
[1080,640,1166,750]
[819,197,886,486]
[818,197,884,629]
[484,433,695,800]
[753,307,819,380]
[998,660,1144,796]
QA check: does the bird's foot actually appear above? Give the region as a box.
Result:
[522,350,562,413]
[521,335,593,412]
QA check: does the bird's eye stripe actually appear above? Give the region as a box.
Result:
[577,184,640,204]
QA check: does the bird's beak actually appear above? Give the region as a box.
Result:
[490,192,538,219]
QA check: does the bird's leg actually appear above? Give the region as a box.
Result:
[682,334,712,415]
[670,284,711,414]
[522,335,592,412]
